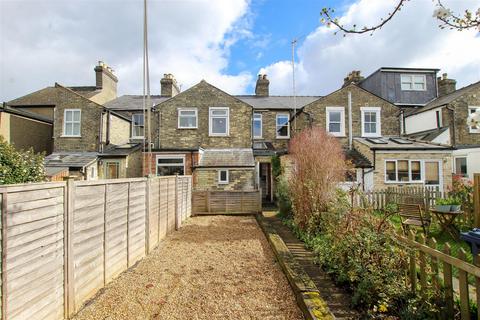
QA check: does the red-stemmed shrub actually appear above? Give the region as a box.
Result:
[287,127,346,228]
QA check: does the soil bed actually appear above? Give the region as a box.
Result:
[73,215,302,320]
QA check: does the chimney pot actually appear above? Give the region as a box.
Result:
[342,70,364,87]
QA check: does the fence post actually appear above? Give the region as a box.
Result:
[474,174,480,228]
[1,191,7,320]
[145,177,151,255]
[64,177,75,318]
[175,175,179,231]
[206,191,211,214]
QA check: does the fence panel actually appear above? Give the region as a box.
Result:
[0,175,191,320]
[0,183,66,320]
[192,190,261,215]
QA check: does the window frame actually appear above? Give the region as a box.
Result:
[63,109,81,137]
[276,113,290,139]
[218,169,229,184]
[104,161,120,179]
[469,106,480,133]
[131,113,145,138]
[454,156,468,176]
[384,159,442,185]
[400,74,427,91]
[178,108,198,129]
[361,107,381,137]
[155,155,186,176]
[325,106,345,137]
[253,112,263,139]
[209,107,229,136]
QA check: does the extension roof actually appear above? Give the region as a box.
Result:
[354,136,451,151]
[0,104,53,124]
[197,148,255,168]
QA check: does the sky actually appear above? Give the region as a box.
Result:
[1,0,479,101]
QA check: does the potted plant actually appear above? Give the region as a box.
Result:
[435,198,452,212]
[449,197,462,212]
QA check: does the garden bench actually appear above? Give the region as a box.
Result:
[398,203,430,235]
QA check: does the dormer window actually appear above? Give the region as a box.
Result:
[401,74,426,91]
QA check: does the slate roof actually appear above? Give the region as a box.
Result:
[45,152,98,168]
[68,86,101,99]
[406,127,449,142]
[197,148,255,167]
[344,148,372,168]
[406,80,480,116]
[235,95,320,110]
[104,95,169,111]
[354,136,451,150]
[45,166,69,177]
[7,87,59,106]
[1,104,53,124]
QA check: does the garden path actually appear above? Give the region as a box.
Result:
[263,211,361,320]
[73,215,302,320]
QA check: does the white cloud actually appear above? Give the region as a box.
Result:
[260,0,480,95]
[0,0,253,101]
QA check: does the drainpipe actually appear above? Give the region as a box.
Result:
[348,91,353,150]
[106,110,111,145]
[99,110,105,153]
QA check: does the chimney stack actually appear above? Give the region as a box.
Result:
[94,61,118,91]
[160,74,180,97]
[342,70,364,87]
[255,74,269,97]
[437,73,456,97]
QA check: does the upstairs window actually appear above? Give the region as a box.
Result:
[209,107,229,136]
[401,74,426,91]
[63,109,81,137]
[132,114,144,138]
[326,107,345,136]
[276,113,290,138]
[469,107,479,133]
[178,108,197,129]
[253,113,262,138]
[361,107,381,137]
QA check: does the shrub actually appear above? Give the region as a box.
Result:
[0,136,45,185]
[276,176,292,218]
[288,127,346,228]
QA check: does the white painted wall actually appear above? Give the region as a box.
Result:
[432,129,451,145]
[405,107,442,134]
[453,148,480,179]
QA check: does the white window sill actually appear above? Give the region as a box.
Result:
[61,135,81,138]
[253,136,263,139]
[276,136,290,139]
[209,134,229,137]
[218,182,229,185]
[131,136,144,139]
[384,180,425,184]
[328,133,346,137]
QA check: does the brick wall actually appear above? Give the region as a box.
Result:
[143,151,197,176]
[107,113,130,145]
[302,84,400,147]
[253,110,290,150]
[53,86,104,152]
[156,81,252,149]
[194,168,255,191]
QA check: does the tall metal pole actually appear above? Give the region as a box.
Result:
[144,0,152,176]
[291,39,297,133]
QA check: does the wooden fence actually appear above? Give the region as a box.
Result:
[355,186,442,211]
[192,190,261,215]
[398,230,480,319]
[0,175,192,320]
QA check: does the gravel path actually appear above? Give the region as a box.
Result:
[73,215,303,320]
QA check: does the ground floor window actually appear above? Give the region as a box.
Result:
[156,156,185,176]
[454,157,467,177]
[105,161,120,179]
[218,169,229,184]
[385,159,440,185]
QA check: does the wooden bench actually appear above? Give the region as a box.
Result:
[398,203,430,235]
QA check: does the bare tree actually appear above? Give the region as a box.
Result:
[320,0,480,35]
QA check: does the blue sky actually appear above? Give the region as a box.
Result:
[1,0,479,100]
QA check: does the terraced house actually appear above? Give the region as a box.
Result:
[5,62,477,195]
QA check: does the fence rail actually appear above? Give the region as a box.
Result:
[356,186,442,211]
[192,190,261,215]
[0,175,192,320]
